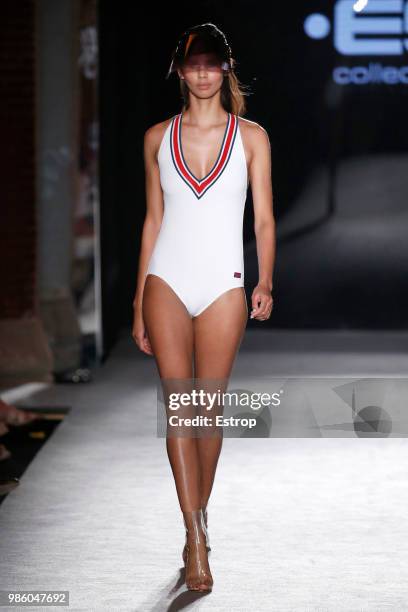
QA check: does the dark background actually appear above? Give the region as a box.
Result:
[98,0,408,353]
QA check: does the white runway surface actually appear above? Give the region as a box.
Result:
[1,330,408,611]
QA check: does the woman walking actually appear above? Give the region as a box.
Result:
[132,23,275,592]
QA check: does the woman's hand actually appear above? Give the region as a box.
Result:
[132,309,154,355]
[250,283,274,321]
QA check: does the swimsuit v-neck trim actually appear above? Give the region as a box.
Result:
[179,112,231,182]
[170,112,239,199]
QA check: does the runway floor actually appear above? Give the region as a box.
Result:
[1,329,408,611]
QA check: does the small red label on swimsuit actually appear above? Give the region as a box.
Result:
[234,272,241,278]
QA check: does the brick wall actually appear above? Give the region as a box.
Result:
[0,0,36,319]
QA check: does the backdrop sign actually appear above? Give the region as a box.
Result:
[304,0,408,84]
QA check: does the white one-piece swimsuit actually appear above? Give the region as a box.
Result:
[145,111,249,318]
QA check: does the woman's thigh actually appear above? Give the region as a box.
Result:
[142,274,194,379]
[193,287,248,380]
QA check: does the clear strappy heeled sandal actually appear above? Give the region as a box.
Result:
[182,506,211,564]
[182,508,213,592]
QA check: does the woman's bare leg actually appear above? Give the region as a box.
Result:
[142,274,202,511]
[142,275,214,590]
[193,287,248,510]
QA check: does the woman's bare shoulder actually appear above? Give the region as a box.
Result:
[144,116,175,150]
[238,116,269,139]
[238,116,270,156]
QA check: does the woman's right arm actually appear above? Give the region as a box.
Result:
[132,123,165,354]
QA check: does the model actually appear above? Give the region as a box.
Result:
[132,23,275,593]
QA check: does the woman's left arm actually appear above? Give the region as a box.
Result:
[248,124,276,321]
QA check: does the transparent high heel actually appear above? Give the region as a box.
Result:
[182,508,213,592]
[182,506,210,564]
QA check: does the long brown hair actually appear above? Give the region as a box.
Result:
[179,57,251,117]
